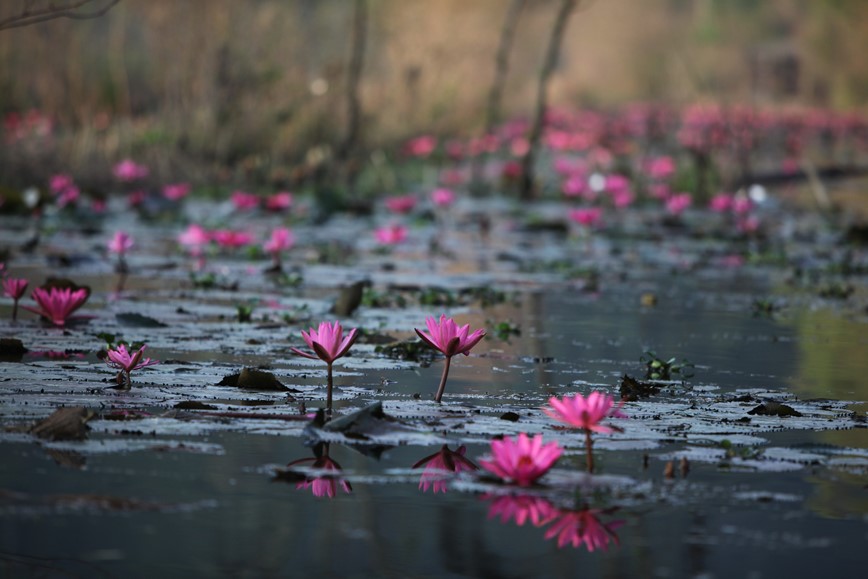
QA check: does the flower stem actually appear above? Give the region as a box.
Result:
[434,355,452,403]
[585,429,594,473]
[123,370,132,390]
[326,362,334,414]
[11,299,18,322]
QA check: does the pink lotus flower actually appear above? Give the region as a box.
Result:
[562,174,590,198]
[286,454,352,498]
[543,392,626,473]
[127,190,147,208]
[105,343,159,389]
[230,190,259,210]
[431,188,456,208]
[108,231,134,255]
[113,159,149,182]
[3,277,28,321]
[732,196,753,215]
[56,186,80,208]
[478,433,562,487]
[291,321,359,412]
[22,287,89,327]
[212,230,253,249]
[162,183,191,201]
[385,195,417,214]
[178,224,211,250]
[263,227,295,254]
[403,135,437,157]
[568,207,603,228]
[412,445,478,493]
[543,507,624,551]
[645,156,676,180]
[265,191,293,212]
[648,183,671,200]
[374,224,407,245]
[485,494,558,527]
[415,315,486,403]
[665,193,692,215]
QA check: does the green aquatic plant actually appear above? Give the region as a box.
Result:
[641,351,694,380]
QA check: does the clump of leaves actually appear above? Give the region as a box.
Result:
[641,351,694,380]
[237,303,255,323]
[619,374,660,401]
[189,272,238,291]
[418,287,459,307]
[462,286,508,308]
[275,271,304,288]
[362,287,407,309]
[752,298,782,317]
[719,439,763,461]
[818,283,854,300]
[375,339,436,364]
[489,319,521,341]
[280,304,310,325]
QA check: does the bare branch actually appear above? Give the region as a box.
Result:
[0,0,121,31]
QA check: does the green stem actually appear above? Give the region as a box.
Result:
[585,429,594,473]
[11,299,18,321]
[434,356,452,403]
[326,362,334,414]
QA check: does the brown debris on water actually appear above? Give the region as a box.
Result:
[29,407,95,441]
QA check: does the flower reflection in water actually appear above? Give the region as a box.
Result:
[412,444,478,493]
[483,494,624,553]
[278,443,352,499]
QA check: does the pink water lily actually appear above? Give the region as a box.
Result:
[478,433,562,487]
[375,223,407,245]
[412,444,478,493]
[385,195,417,214]
[415,315,485,403]
[263,227,295,264]
[265,191,293,212]
[162,183,191,201]
[3,277,28,321]
[291,321,359,412]
[113,159,149,182]
[108,231,134,255]
[105,344,159,389]
[22,287,89,327]
[230,190,259,210]
[431,188,455,208]
[568,207,603,228]
[543,392,626,472]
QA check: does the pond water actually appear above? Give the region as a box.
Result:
[1,198,866,578]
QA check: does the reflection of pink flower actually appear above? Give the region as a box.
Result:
[485,494,558,527]
[212,230,253,249]
[287,455,352,498]
[478,433,562,487]
[114,159,149,181]
[412,445,478,493]
[543,392,626,434]
[108,231,134,255]
[375,224,407,245]
[162,183,191,201]
[22,287,89,327]
[431,188,455,208]
[385,195,417,214]
[568,207,603,228]
[543,508,624,551]
[230,190,259,210]
[265,191,293,212]
[665,193,692,215]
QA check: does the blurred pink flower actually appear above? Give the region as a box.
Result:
[263,227,295,258]
[178,224,211,250]
[568,207,603,228]
[49,174,74,194]
[612,189,635,209]
[543,508,625,551]
[265,191,293,212]
[544,392,626,434]
[22,287,89,327]
[286,455,352,498]
[412,444,478,493]
[230,190,259,210]
[732,196,753,215]
[478,433,562,487]
[665,193,692,215]
[56,186,80,208]
[108,231,134,255]
[485,494,558,527]
[431,188,455,208]
[605,174,631,195]
[738,215,761,234]
[439,168,467,186]
[162,183,191,201]
[114,159,149,181]
[374,223,407,245]
[404,135,437,157]
[645,156,676,180]
[3,277,28,321]
[385,195,417,214]
[105,343,159,388]
[212,230,253,249]
[91,199,107,213]
[648,183,671,200]
[709,193,733,213]
[562,175,590,198]
[127,190,147,208]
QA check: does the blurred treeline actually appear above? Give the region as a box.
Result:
[1,0,867,189]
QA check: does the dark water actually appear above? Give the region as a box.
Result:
[1,203,866,578]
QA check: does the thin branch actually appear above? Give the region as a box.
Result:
[0,0,121,31]
[519,0,577,200]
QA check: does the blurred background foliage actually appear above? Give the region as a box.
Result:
[1,0,867,192]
